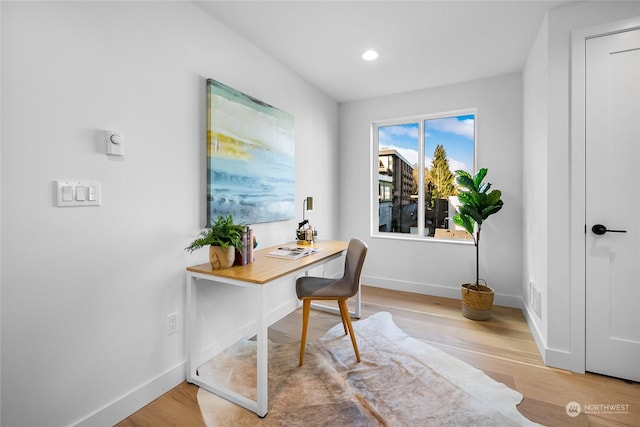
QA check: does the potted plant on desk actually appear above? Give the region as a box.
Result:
[185,214,245,269]
[452,168,504,320]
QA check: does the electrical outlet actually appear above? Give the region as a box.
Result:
[167,312,178,336]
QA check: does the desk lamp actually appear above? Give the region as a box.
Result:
[297,196,316,245]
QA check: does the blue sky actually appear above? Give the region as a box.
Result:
[379,114,475,173]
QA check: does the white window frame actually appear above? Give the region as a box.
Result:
[370,108,477,244]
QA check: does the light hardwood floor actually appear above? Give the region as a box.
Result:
[118,286,639,426]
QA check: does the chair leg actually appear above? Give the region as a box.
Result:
[339,301,348,335]
[338,299,361,363]
[337,300,348,333]
[299,299,311,366]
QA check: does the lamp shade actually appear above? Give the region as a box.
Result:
[305,196,314,211]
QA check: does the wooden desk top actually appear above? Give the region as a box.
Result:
[186,240,348,285]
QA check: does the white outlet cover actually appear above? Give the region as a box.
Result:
[167,312,179,335]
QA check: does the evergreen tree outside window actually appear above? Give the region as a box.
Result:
[372,110,476,241]
[429,144,458,204]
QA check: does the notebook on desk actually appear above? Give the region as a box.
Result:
[266,245,323,260]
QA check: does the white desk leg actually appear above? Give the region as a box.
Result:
[186,272,196,382]
[256,284,268,417]
[184,273,270,417]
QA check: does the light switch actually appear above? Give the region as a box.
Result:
[62,186,74,202]
[88,185,97,201]
[76,186,87,201]
[56,180,101,207]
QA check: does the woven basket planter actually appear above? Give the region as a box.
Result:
[460,283,494,321]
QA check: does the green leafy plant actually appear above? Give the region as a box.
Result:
[185,214,245,252]
[452,168,504,288]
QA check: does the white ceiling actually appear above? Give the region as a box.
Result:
[197,1,576,103]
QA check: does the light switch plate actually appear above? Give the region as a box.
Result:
[56,180,101,207]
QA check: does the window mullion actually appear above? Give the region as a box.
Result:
[417,121,425,237]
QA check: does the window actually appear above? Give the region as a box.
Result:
[372,110,476,241]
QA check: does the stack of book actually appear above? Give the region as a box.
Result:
[234,226,254,266]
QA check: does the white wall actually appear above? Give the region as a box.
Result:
[522,1,640,371]
[0,2,339,426]
[339,73,523,306]
[522,14,549,357]
[0,3,3,423]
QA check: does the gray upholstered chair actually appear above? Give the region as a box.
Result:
[295,238,368,366]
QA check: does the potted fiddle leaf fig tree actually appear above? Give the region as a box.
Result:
[452,168,504,320]
[185,214,245,269]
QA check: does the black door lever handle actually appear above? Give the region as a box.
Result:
[592,224,627,235]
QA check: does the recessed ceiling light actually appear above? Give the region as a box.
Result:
[362,50,379,61]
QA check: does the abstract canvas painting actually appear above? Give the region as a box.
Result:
[206,79,295,225]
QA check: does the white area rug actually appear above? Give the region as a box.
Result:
[197,311,541,426]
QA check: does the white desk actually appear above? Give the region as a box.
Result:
[185,240,355,417]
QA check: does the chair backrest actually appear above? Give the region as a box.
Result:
[342,238,368,297]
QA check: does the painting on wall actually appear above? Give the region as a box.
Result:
[206,78,295,225]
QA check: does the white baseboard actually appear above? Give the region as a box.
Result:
[73,361,186,427]
[522,303,579,373]
[363,275,459,299]
[362,275,523,308]
[543,347,576,372]
[522,303,547,361]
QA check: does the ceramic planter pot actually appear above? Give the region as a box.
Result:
[460,283,494,320]
[209,245,235,269]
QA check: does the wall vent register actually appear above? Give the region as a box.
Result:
[56,180,101,207]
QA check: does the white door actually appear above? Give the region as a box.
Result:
[585,28,640,382]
